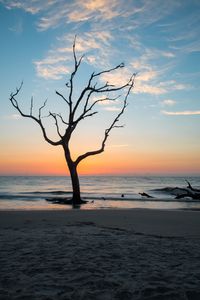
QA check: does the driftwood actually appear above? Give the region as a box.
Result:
[46,197,87,205]
[151,181,200,201]
[185,180,200,192]
[139,192,154,198]
[175,181,200,200]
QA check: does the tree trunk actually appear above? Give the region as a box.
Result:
[69,163,82,204]
[63,145,86,206]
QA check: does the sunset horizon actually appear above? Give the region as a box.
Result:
[1,0,200,177]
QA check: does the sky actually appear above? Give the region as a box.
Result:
[0,0,200,176]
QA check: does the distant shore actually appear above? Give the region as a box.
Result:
[1,209,200,299]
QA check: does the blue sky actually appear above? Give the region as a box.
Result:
[0,0,200,175]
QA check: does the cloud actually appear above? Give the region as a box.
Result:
[162,110,200,116]
[101,68,131,87]
[34,29,191,93]
[34,31,113,79]
[58,31,112,54]
[4,114,21,120]
[104,106,121,112]
[130,54,180,95]
[2,0,56,14]
[173,83,190,90]
[67,0,121,22]
[161,99,176,106]
[35,0,131,31]
[159,80,191,92]
[137,70,158,82]
[2,0,181,33]
[161,51,175,58]
[2,0,197,98]
[9,19,23,34]
[135,84,167,95]
[100,63,169,95]
[34,63,69,80]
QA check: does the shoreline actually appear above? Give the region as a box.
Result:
[1,208,200,237]
[1,197,200,211]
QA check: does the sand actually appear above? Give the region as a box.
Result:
[0,209,200,299]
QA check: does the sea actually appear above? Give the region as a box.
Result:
[0,175,200,211]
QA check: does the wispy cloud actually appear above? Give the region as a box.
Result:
[162,110,200,116]
[3,114,22,120]
[129,51,185,95]
[2,0,198,98]
[100,62,187,96]
[35,0,133,31]
[161,99,176,106]
[159,80,191,91]
[68,0,122,22]
[2,0,57,14]
[9,19,23,34]
[135,84,167,95]
[101,67,132,87]
[137,70,158,82]
[161,51,175,58]
[104,106,122,112]
[34,62,69,80]
[34,31,113,79]
[2,0,182,33]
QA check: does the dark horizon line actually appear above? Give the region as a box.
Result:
[0,173,200,177]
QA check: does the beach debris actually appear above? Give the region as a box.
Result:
[175,181,200,200]
[46,197,88,205]
[174,181,200,200]
[152,181,200,200]
[186,180,200,192]
[139,192,154,198]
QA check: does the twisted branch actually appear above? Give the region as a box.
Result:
[75,74,135,165]
[9,82,62,146]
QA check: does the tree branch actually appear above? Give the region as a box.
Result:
[75,74,135,165]
[30,96,33,116]
[74,95,120,124]
[72,74,95,118]
[9,39,136,166]
[56,113,69,125]
[87,95,120,111]
[9,83,62,146]
[49,112,62,138]
[68,36,84,123]
[72,62,133,122]
[39,99,47,120]
[55,90,70,105]
[93,63,124,78]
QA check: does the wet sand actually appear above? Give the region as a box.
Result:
[0,209,200,299]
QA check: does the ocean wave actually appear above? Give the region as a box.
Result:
[1,191,199,204]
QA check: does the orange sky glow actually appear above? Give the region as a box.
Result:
[1,144,199,176]
[1,1,200,176]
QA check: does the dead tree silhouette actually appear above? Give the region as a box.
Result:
[10,38,135,206]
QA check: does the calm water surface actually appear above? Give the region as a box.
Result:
[0,176,199,210]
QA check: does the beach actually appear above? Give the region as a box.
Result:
[1,209,200,300]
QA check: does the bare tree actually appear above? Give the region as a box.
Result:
[10,38,135,206]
